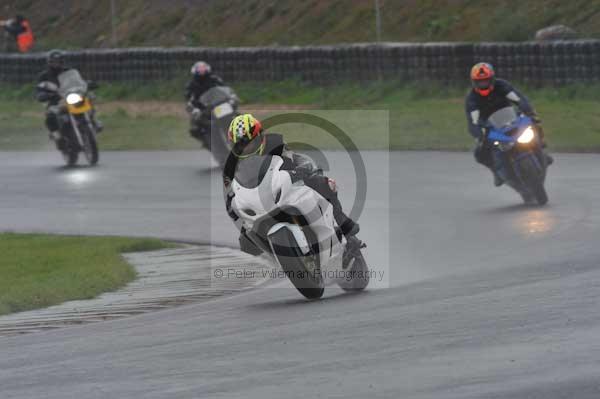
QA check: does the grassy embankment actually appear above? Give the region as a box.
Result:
[1,80,600,152]
[0,233,175,316]
[11,0,600,49]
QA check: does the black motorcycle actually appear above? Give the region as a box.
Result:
[43,69,100,167]
[190,86,239,167]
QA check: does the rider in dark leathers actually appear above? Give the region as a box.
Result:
[36,50,101,146]
[223,114,361,256]
[184,61,225,140]
[465,62,551,186]
[35,50,69,142]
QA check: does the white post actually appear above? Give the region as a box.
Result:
[110,0,117,46]
[374,0,382,43]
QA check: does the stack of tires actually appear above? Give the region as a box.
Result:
[1,41,600,85]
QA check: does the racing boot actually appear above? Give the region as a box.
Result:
[335,207,365,270]
[49,131,67,152]
[493,171,504,187]
[339,217,360,237]
[48,130,61,141]
[342,235,367,269]
[332,203,360,238]
[477,146,503,187]
[486,164,503,187]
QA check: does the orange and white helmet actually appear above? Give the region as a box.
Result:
[470,62,496,97]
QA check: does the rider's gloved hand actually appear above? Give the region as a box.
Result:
[527,114,547,147]
[525,112,542,125]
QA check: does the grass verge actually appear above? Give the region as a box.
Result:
[0,233,176,316]
[1,80,600,151]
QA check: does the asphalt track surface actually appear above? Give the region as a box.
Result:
[1,150,600,398]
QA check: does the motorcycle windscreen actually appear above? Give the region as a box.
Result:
[57,69,88,98]
[234,155,277,189]
[488,106,518,129]
[199,86,237,109]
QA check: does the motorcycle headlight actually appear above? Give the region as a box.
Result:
[517,126,535,144]
[66,93,84,105]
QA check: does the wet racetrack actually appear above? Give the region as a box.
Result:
[0,150,599,398]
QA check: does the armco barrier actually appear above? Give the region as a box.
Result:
[0,41,598,85]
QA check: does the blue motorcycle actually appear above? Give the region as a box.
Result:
[485,107,549,205]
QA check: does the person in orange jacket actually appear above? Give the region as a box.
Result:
[1,15,34,53]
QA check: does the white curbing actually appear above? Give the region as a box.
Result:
[0,244,271,336]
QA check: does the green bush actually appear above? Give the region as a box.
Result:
[479,6,534,42]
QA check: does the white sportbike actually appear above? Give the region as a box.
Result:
[229,155,370,299]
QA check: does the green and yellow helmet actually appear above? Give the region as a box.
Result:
[227,114,265,158]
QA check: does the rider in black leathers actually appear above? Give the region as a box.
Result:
[465,62,552,186]
[35,50,69,142]
[184,61,225,140]
[35,49,102,145]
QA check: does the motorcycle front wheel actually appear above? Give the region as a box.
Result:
[516,155,548,205]
[79,123,99,166]
[269,228,324,299]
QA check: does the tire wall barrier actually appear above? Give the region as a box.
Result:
[1,41,598,86]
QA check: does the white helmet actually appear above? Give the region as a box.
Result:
[190,61,212,77]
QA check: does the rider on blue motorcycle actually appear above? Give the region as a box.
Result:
[465,62,552,186]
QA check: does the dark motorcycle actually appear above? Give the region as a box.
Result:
[43,69,100,166]
[190,86,239,166]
